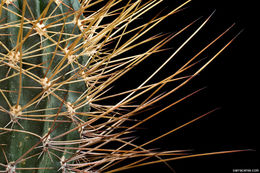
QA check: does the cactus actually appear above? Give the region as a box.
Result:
[0,0,241,172]
[0,0,91,172]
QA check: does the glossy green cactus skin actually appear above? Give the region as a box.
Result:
[0,0,89,172]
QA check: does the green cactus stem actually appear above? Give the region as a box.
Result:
[0,0,89,172]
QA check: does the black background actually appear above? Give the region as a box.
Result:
[111,0,257,173]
